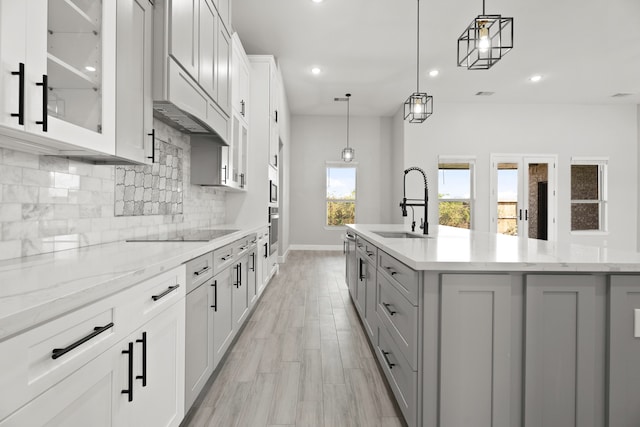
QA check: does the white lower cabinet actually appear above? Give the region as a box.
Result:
[0,266,186,426]
[232,257,249,329]
[122,300,185,427]
[185,279,214,409]
[0,344,121,427]
[212,266,234,367]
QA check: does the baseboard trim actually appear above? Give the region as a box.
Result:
[277,248,290,264]
[289,244,343,251]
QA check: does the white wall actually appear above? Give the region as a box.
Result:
[290,115,394,247]
[403,103,638,251]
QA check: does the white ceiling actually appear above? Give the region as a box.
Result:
[232,0,640,117]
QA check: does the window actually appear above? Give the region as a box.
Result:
[326,165,356,226]
[570,158,607,232]
[438,158,475,229]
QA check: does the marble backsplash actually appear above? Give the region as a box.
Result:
[0,120,225,261]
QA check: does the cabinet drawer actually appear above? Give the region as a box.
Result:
[378,251,419,304]
[186,252,214,293]
[213,242,235,274]
[356,236,377,263]
[234,234,255,256]
[0,292,125,420]
[377,273,419,370]
[123,265,186,328]
[376,325,417,426]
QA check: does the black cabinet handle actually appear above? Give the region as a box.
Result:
[274,154,278,167]
[382,350,395,369]
[151,284,179,301]
[366,250,374,257]
[264,243,268,258]
[234,264,240,288]
[147,129,156,163]
[240,262,242,286]
[359,258,364,280]
[240,100,245,117]
[222,165,227,183]
[251,252,256,271]
[384,266,397,276]
[51,322,114,360]
[11,63,24,125]
[193,266,210,276]
[221,254,232,261]
[122,342,134,402]
[382,302,397,316]
[240,173,245,188]
[136,332,147,387]
[211,280,217,311]
[35,74,48,132]
[274,109,278,123]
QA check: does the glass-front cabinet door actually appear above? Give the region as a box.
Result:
[27,0,116,154]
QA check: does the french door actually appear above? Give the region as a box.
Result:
[490,155,557,240]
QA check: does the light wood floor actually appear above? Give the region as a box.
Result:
[182,250,405,427]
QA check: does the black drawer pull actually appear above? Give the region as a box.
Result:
[384,266,398,276]
[35,74,48,132]
[151,285,179,301]
[211,280,218,311]
[264,243,268,258]
[122,342,134,402]
[193,266,210,276]
[51,322,114,360]
[11,62,25,125]
[366,250,374,257]
[382,302,397,316]
[221,254,233,261]
[382,350,395,369]
[136,332,147,387]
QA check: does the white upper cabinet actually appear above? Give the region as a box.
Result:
[0,0,154,164]
[153,0,230,140]
[231,33,250,123]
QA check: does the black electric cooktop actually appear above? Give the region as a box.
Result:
[126,229,239,242]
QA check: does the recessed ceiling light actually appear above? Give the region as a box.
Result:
[475,91,495,96]
[429,69,439,77]
[529,75,542,82]
[311,67,321,75]
[85,66,96,72]
[311,0,323,3]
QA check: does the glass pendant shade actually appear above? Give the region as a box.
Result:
[457,14,513,70]
[404,92,433,123]
[341,147,355,162]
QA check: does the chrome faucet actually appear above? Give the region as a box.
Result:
[399,167,429,235]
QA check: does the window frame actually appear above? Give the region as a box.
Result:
[437,156,476,230]
[325,162,358,228]
[570,157,608,234]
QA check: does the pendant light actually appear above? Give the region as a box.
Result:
[457,0,513,70]
[339,93,354,162]
[404,0,433,123]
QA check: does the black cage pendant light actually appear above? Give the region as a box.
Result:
[457,0,513,70]
[340,93,354,162]
[404,0,433,123]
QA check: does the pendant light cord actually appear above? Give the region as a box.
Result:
[416,0,420,93]
[346,94,350,149]
[482,0,485,15]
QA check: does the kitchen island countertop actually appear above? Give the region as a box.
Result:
[347,224,640,272]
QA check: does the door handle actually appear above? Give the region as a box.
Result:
[525,209,529,220]
[11,63,25,125]
[121,342,134,402]
[519,209,522,221]
[135,332,147,387]
[35,74,48,132]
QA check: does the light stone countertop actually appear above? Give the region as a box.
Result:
[0,224,268,342]
[348,224,640,272]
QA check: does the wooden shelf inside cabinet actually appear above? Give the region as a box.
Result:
[47,53,98,89]
[48,0,99,34]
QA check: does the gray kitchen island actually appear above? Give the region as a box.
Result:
[345,224,640,427]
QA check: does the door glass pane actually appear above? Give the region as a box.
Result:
[47,0,102,132]
[527,163,548,240]
[497,163,518,236]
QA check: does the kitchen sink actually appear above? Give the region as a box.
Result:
[372,231,429,239]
